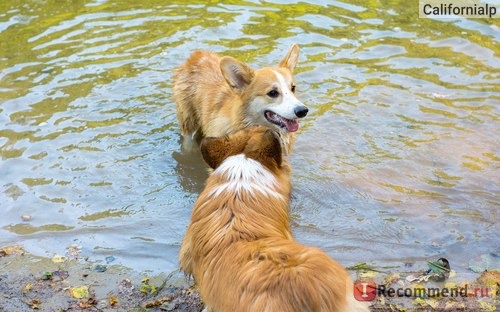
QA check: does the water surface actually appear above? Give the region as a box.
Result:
[1,0,498,274]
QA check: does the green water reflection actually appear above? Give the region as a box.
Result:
[0,0,498,273]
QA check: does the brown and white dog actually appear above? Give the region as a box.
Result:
[179,126,369,312]
[173,44,308,154]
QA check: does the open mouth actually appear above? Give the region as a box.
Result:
[264,110,299,132]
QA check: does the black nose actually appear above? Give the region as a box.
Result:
[294,106,309,118]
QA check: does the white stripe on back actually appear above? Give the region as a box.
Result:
[209,154,283,199]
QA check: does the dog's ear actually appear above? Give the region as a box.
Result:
[263,130,282,168]
[279,44,299,72]
[200,136,229,169]
[220,56,255,90]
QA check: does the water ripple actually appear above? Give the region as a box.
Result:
[0,0,498,274]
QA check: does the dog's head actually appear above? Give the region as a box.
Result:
[219,44,308,133]
[200,126,283,171]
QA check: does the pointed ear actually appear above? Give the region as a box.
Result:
[200,136,229,169]
[263,130,282,168]
[279,44,300,72]
[220,56,254,90]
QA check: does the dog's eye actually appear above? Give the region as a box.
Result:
[267,90,279,98]
[291,85,296,93]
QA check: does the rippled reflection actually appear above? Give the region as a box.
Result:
[0,0,498,273]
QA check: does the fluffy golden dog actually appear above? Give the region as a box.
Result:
[179,126,368,312]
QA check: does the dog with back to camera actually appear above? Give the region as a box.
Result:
[179,126,369,312]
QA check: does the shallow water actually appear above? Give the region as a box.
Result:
[1,1,498,275]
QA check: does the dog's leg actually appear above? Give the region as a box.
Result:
[180,130,199,153]
[173,65,202,151]
[179,230,194,275]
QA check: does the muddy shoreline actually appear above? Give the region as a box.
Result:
[0,250,203,312]
[1,248,498,311]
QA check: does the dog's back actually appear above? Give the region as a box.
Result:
[173,51,235,138]
[179,126,369,312]
[199,239,354,312]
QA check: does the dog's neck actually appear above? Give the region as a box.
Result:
[193,153,292,241]
[209,154,285,199]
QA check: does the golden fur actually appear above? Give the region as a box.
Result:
[179,126,369,312]
[173,45,308,154]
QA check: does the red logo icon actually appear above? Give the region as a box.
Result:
[353,280,377,301]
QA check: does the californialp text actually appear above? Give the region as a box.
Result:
[422,3,497,18]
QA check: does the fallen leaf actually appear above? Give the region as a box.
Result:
[358,270,378,279]
[346,262,383,272]
[79,298,97,309]
[109,295,119,306]
[0,245,24,257]
[23,283,34,292]
[140,277,157,294]
[142,296,172,308]
[412,297,426,306]
[69,285,89,299]
[410,284,426,298]
[479,301,496,311]
[140,283,157,295]
[40,272,52,281]
[477,270,500,288]
[51,255,67,263]
[28,299,41,309]
[384,273,400,285]
[424,298,439,309]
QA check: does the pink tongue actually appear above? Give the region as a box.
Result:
[284,118,299,132]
